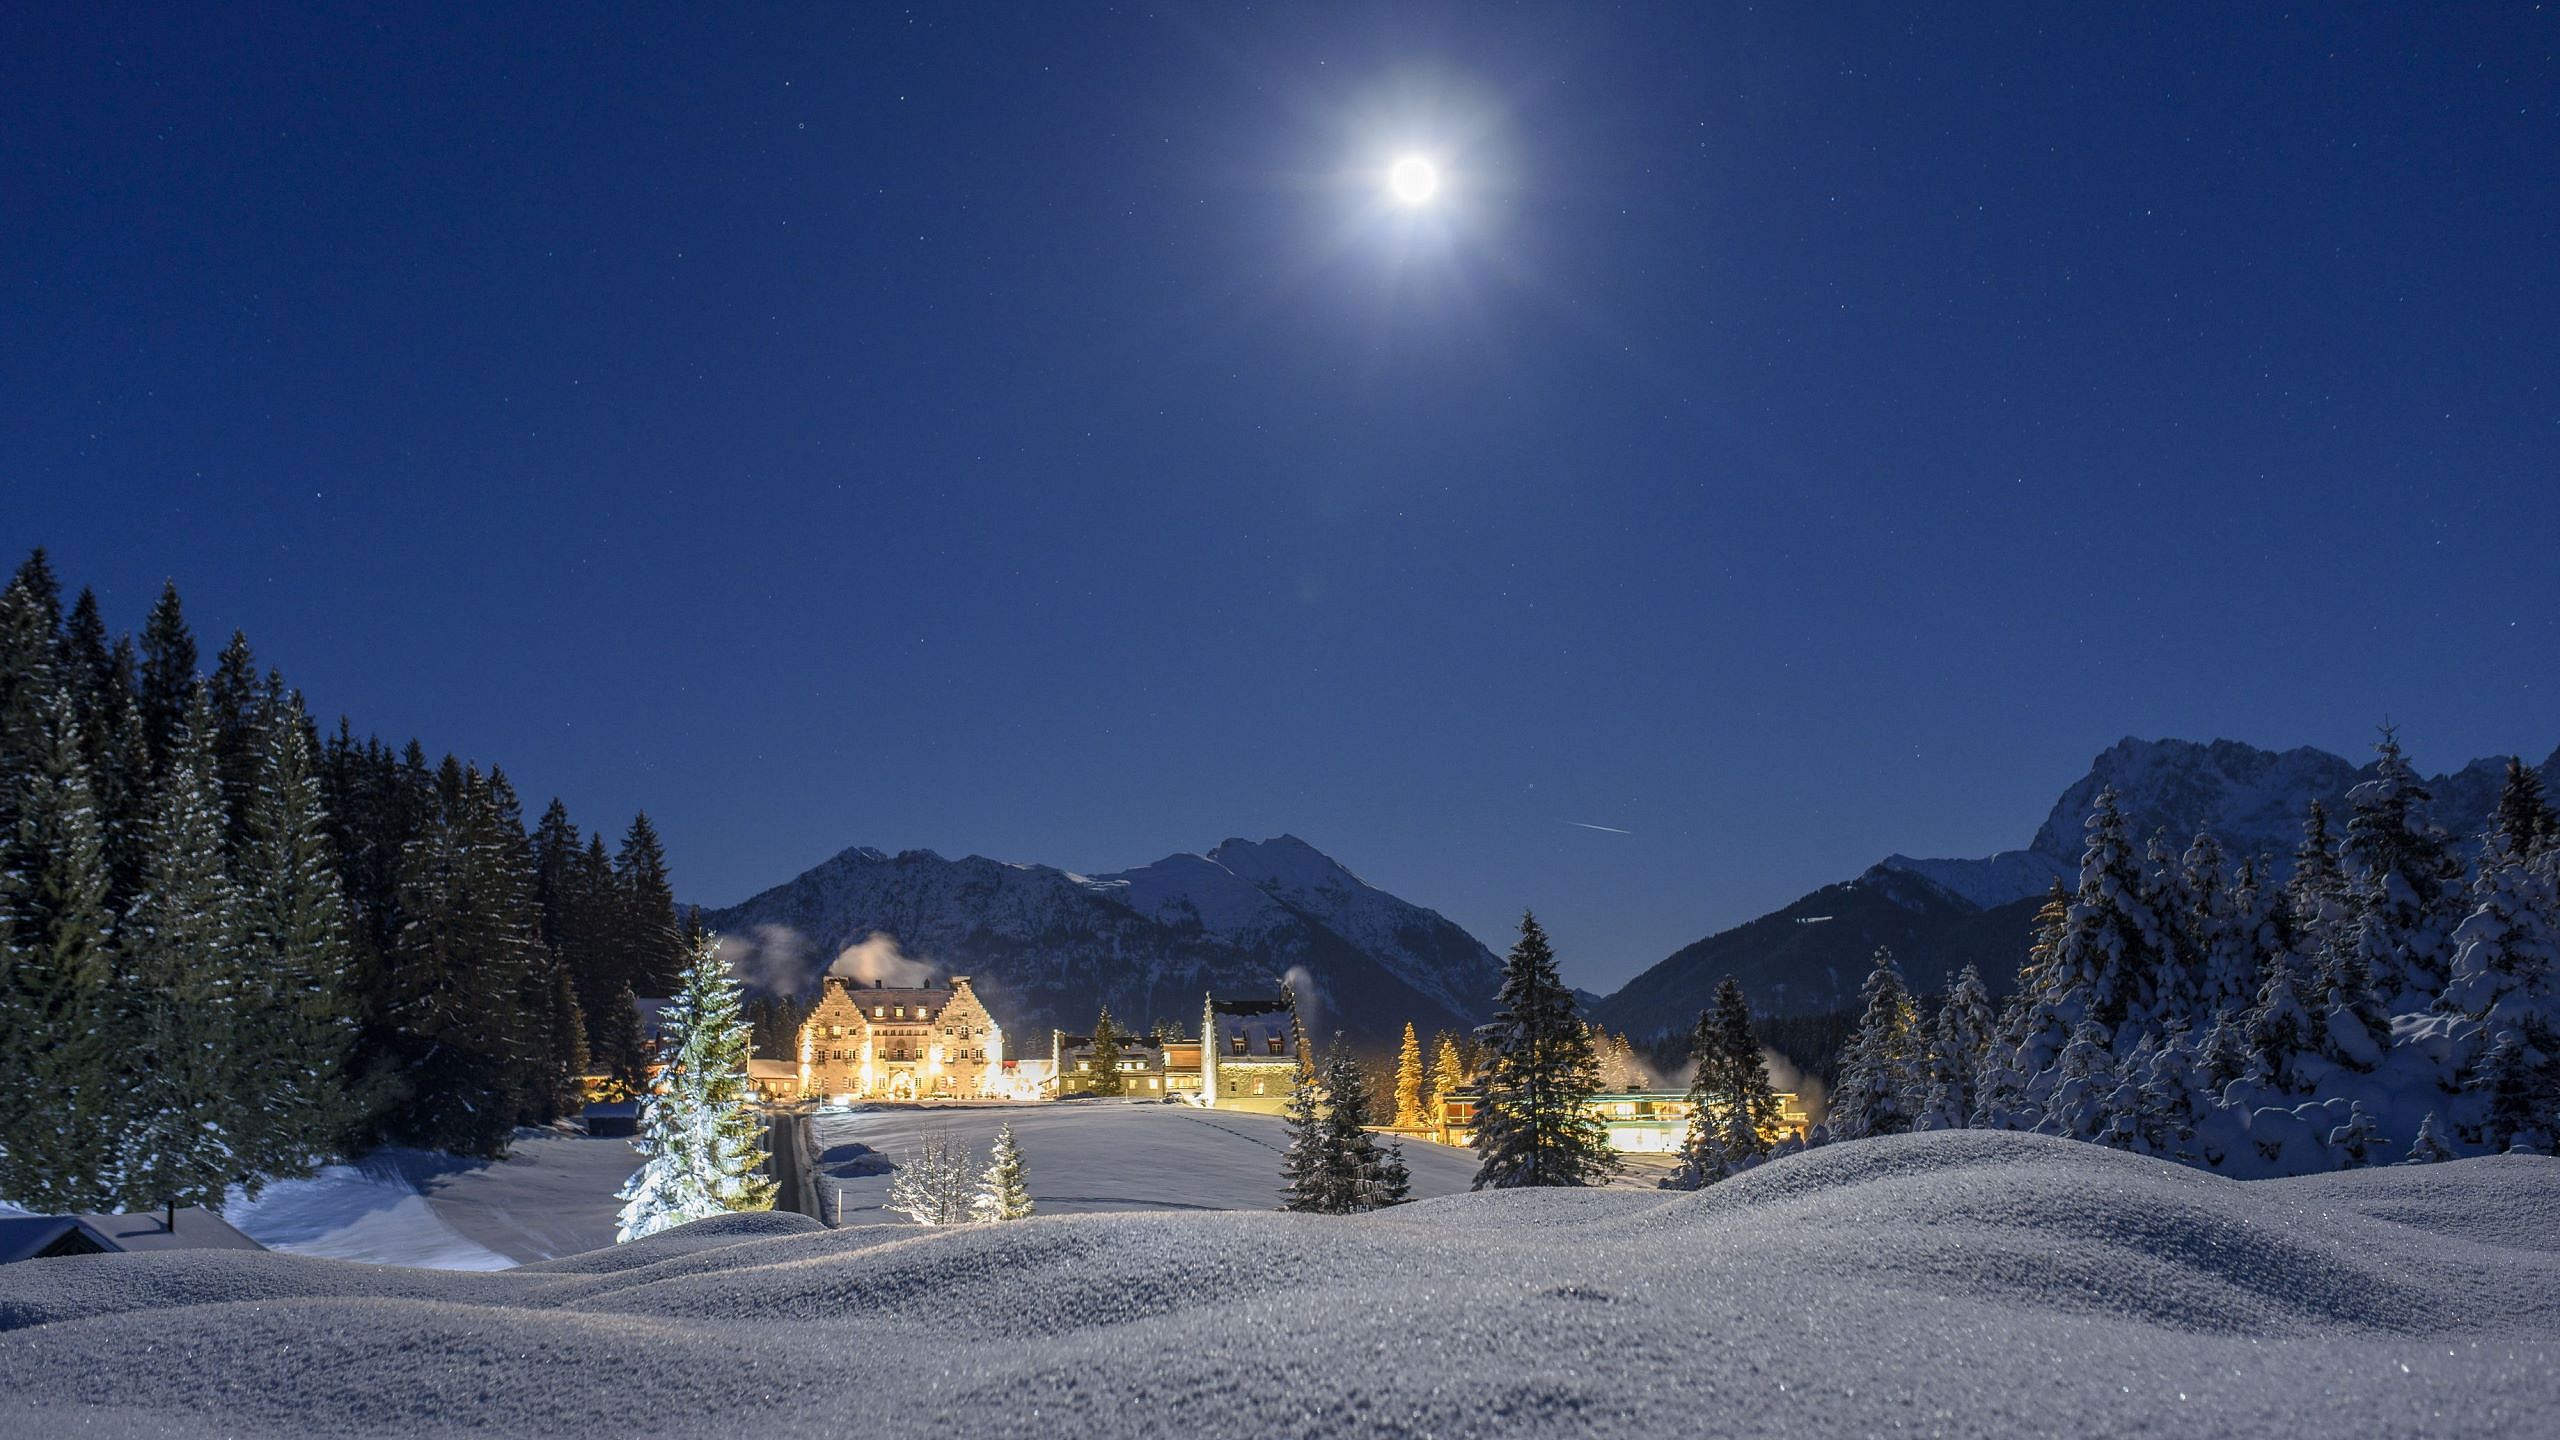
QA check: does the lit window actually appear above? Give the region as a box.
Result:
[873,1006,884,1019]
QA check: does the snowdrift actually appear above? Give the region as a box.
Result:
[2,1132,2553,1439]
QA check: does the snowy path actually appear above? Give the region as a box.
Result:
[808,1101,1483,1220]
[223,1129,640,1268]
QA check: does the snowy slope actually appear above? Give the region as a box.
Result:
[220,1131,641,1269]
[807,1102,1483,1221]
[703,837,1498,1047]
[4,1131,2552,1439]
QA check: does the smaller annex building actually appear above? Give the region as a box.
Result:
[1431,1088,1812,1153]
[1049,992,1306,1112]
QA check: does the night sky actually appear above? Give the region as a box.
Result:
[7,5,2556,990]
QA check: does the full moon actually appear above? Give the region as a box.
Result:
[1388,154,1440,205]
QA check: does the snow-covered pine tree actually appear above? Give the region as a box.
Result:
[2136,1026,2208,1161]
[1973,883,2072,1129]
[1086,1006,1126,1097]
[2442,796,2560,1151]
[2488,757,2556,862]
[2062,789,2173,1045]
[2215,853,2287,1021]
[883,1128,976,1226]
[1470,911,1616,1189]
[233,692,363,1179]
[2145,830,2202,1026]
[2310,920,2392,1074]
[2174,833,2242,1028]
[1321,1041,1409,1211]
[974,1121,1034,1222]
[2038,1020,2117,1143]
[1919,964,1994,1130]
[1393,1021,1427,1129]
[2338,729,2467,1008]
[614,930,776,1241]
[1828,947,1922,1141]
[2244,952,2320,1097]
[2402,1110,2455,1164]
[2327,1100,2383,1168]
[118,691,250,1212]
[1278,1044,1332,1212]
[2286,799,2349,948]
[0,680,122,1211]
[1673,975,1780,1186]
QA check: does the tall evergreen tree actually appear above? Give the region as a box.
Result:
[136,582,197,777]
[0,683,122,1210]
[233,693,364,1172]
[2337,729,2466,1007]
[614,813,683,997]
[1428,1031,1467,1113]
[1086,1006,1126,1097]
[1393,1021,1427,1128]
[119,692,251,1211]
[613,930,775,1240]
[1919,964,1994,1130]
[1828,948,1923,1140]
[2488,757,2557,864]
[1672,975,1781,1186]
[1470,911,1615,1189]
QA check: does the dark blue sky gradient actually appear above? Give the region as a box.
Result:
[7,4,2556,989]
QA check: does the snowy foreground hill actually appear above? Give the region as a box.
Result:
[3,1133,2552,1439]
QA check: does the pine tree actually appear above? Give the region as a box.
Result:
[591,984,648,1099]
[2062,788,2173,1042]
[2039,1020,2117,1143]
[1828,948,1922,1140]
[136,582,197,779]
[2443,811,2560,1152]
[1393,1021,1427,1128]
[2327,1101,2383,1168]
[613,930,775,1241]
[1429,1031,1467,1110]
[1919,964,1994,1130]
[2488,757,2556,866]
[883,1128,977,1226]
[1279,1047,1331,1211]
[1471,911,1616,1189]
[2337,728,2466,1007]
[614,813,683,997]
[119,691,251,1211]
[1326,1042,1409,1209]
[232,693,362,1176]
[0,682,122,1210]
[1974,883,2073,1129]
[2401,1110,2455,1164]
[1673,975,1781,1187]
[2244,955,2320,1097]
[974,1121,1034,1221]
[1087,1006,1126,1097]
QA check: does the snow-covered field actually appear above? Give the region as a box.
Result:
[810,1100,1484,1219]
[219,1129,640,1269]
[4,1131,2554,1439]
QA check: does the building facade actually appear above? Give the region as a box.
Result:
[798,975,1005,1101]
[1200,995,1302,1114]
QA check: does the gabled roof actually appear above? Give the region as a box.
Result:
[72,1208,265,1254]
[0,1208,263,1263]
[0,1215,108,1264]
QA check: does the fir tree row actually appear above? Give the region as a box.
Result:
[0,550,691,1212]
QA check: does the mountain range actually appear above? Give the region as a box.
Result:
[1588,737,2560,1046]
[704,736,2558,1055]
[703,835,1501,1049]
